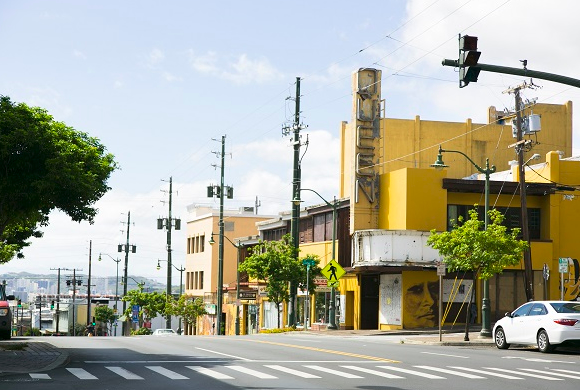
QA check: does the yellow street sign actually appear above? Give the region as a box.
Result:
[321,259,345,282]
[327,280,339,288]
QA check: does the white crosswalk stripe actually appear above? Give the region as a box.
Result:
[186,365,235,379]
[340,365,404,378]
[24,364,580,382]
[226,365,278,379]
[106,366,144,380]
[415,365,485,379]
[265,364,321,378]
[29,373,50,380]
[376,365,445,379]
[448,366,524,379]
[520,368,580,380]
[303,365,364,378]
[146,366,189,379]
[66,368,98,380]
[483,367,563,381]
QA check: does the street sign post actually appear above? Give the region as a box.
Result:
[302,257,316,330]
[559,258,570,300]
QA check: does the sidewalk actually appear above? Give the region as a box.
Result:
[0,338,68,374]
[0,329,494,375]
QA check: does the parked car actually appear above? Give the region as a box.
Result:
[493,300,580,353]
[152,328,178,336]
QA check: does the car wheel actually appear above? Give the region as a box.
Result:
[537,330,554,353]
[494,327,510,349]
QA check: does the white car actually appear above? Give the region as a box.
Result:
[493,300,580,353]
[152,328,178,336]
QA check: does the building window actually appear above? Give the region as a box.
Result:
[199,271,204,289]
[187,238,191,254]
[200,235,205,252]
[447,204,541,239]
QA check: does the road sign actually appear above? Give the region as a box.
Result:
[559,258,570,273]
[437,264,446,276]
[327,280,339,288]
[302,258,316,267]
[239,291,257,300]
[543,263,550,280]
[321,260,345,282]
[131,305,139,323]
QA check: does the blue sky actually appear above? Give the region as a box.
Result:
[1,0,579,282]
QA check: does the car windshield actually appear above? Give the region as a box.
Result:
[550,302,580,313]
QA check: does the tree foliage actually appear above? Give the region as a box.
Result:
[239,234,321,328]
[94,305,116,335]
[166,295,206,333]
[427,207,529,280]
[121,284,167,328]
[0,95,118,263]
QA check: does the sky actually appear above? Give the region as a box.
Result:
[1,0,580,285]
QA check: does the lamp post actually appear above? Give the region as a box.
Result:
[431,145,496,338]
[98,253,121,336]
[157,260,185,333]
[292,188,338,330]
[209,233,243,335]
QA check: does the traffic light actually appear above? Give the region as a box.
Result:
[50,300,55,310]
[92,317,96,326]
[17,299,21,308]
[458,35,481,88]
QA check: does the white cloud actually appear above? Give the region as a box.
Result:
[188,51,283,85]
[162,72,182,82]
[149,48,165,65]
[73,50,87,60]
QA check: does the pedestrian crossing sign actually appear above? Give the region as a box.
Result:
[321,259,345,282]
[327,280,339,288]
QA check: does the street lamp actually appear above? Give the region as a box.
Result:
[98,253,121,336]
[431,145,496,338]
[292,188,338,330]
[209,233,243,335]
[157,259,185,333]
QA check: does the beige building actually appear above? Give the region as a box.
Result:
[183,205,272,335]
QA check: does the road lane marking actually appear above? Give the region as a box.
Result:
[421,351,469,359]
[66,368,98,380]
[376,366,445,379]
[415,365,485,379]
[226,365,277,379]
[554,369,580,376]
[146,366,189,379]
[29,373,50,380]
[106,366,144,379]
[484,367,563,381]
[303,365,363,378]
[186,366,235,379]
[241,339,399,362]
[448,366,523,379]
[265,365,321,378]
[195,347,249,360]
[340,365,404,378]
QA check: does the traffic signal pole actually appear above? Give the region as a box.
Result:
[442,59,580,88]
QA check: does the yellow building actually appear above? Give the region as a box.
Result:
[338,68,576,330]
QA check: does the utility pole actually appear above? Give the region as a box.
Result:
[51,267,71,334]
[119,212,136,336]
[507,83,536,301]
[283,77,307,327]
[66,269,83,336]
[207,136,233,335]
[158,177,181,329]
[86,240,92,328]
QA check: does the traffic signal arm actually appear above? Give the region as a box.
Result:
[443,59,580,88]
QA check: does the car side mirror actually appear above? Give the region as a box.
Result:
[504,311,512,318]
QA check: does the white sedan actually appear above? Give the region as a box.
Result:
[493,300,580,353]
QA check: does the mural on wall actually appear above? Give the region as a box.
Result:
[564,258,580,300]
[402,271,438,329]
[379,274,402,325]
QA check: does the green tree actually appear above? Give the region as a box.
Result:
[427,207,529,280]
[166,295,206,335]
[0,95,118,263]
[94,305,116,336]
[239,234,320,328]
[121,284,166,332]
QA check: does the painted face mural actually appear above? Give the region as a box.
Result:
[404,278,438,328]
